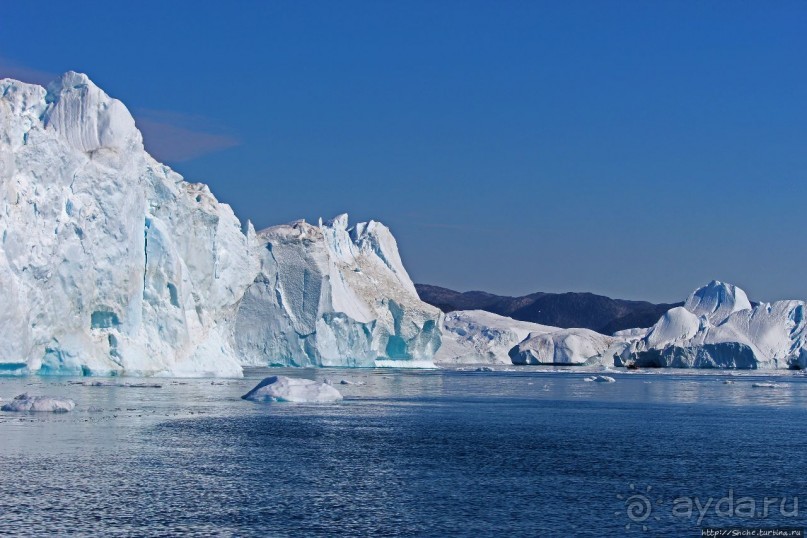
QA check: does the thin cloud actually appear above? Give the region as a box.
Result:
[2,56,241,163]
[0,57,56,86]
[135,109,240,163]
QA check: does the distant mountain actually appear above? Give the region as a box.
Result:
[415,284,682,335]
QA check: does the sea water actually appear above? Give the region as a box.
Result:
[1,368,806,536]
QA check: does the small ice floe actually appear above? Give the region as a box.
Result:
[1,393,75,412]
[242,376,343,403]
[79,381,162,388]
[475,367,494,372]
[86,406,104,413]
[751,382,777,388]
[584,375,616,383]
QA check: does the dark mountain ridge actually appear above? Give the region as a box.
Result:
[415,284,682,335]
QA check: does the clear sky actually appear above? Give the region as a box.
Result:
[2,1,805,302]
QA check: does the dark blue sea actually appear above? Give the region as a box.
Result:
[1,368,806,536]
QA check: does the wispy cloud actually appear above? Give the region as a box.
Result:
[135,109,240,163]
[0,57,56,86]
[0,56,240,163]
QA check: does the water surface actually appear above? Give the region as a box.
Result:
[1,368,806,536]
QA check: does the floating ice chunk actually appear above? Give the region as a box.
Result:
[1,393,75,412]
[475,366,494,372]
[751,382,777,388]
[584,375,616,383]
[242,376,343,403]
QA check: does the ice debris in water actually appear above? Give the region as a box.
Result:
[242,376,343,403]
[1,393,75,412]
[751,382,777,388]
[584,375,616,383]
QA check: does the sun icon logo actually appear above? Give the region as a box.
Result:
[615,483,663,532]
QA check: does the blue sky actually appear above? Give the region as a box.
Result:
[2,1,805,302]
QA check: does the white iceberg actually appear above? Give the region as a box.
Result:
[233,215,443,367]
[0,72,256,377]
[1,393,75,412]
[509,328,620,365]
[583,375,616,383]
[751,382,777,388]
[620,281,807,370]
[242,376,343,403]
[0,72,443,376]
[433,310,555,365]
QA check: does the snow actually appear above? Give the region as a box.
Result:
[1,393,75,412]
[0,72,442,376]
[242,376,343,403]
[433,310,555,365]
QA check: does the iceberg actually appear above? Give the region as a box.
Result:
[433,310,555,365]
[0,72,443,376]
[2,394,75,412]
[583,375,616,383]
[233,215,443,367]
[242,376,343,403]
[509,328,620,365]
[620,281,807,369]
[435,309,623,366]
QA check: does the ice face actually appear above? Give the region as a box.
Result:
[0,73,443,376]
[233,216,443,367]
[242,376,343,403]
[1,74,255,377]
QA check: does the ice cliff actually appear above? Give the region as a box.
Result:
[0,72,442,376]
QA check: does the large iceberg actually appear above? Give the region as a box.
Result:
[0,72,442,376]
[620,281,807,369]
